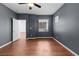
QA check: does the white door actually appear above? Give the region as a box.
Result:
[13,18,19,41]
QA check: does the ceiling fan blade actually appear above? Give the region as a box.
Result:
[18,3,27,4]
[33,3,41,8]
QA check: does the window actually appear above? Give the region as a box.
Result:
[38,19,48,32]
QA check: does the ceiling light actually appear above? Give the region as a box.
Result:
[28,3,34,7]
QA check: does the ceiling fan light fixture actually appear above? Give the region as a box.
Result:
[28,3,34,7]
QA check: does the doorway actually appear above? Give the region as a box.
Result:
[12,18,26,41]
[18,20,26,39]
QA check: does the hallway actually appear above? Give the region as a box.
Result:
[0,38,74,56]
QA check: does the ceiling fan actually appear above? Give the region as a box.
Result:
[18,3,41,10]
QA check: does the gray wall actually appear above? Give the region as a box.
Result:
[53,3,79,54]
[0,4,16,46]
[17,14,53,37]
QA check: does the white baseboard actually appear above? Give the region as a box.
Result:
[13,39,18,42]
[0,41,12,48]
[0,39,19,48]
[27,37,36,40]
[52,37,78,56]
[27,37,53,39]
[35,37,53,38]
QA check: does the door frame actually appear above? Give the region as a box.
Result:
[11,19,27,41]
[11,18,19,42]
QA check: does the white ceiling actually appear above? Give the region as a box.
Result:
[2,3,64,15]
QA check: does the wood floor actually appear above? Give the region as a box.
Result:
[0,38,74,56]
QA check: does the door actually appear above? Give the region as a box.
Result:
[13,18,19,41]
